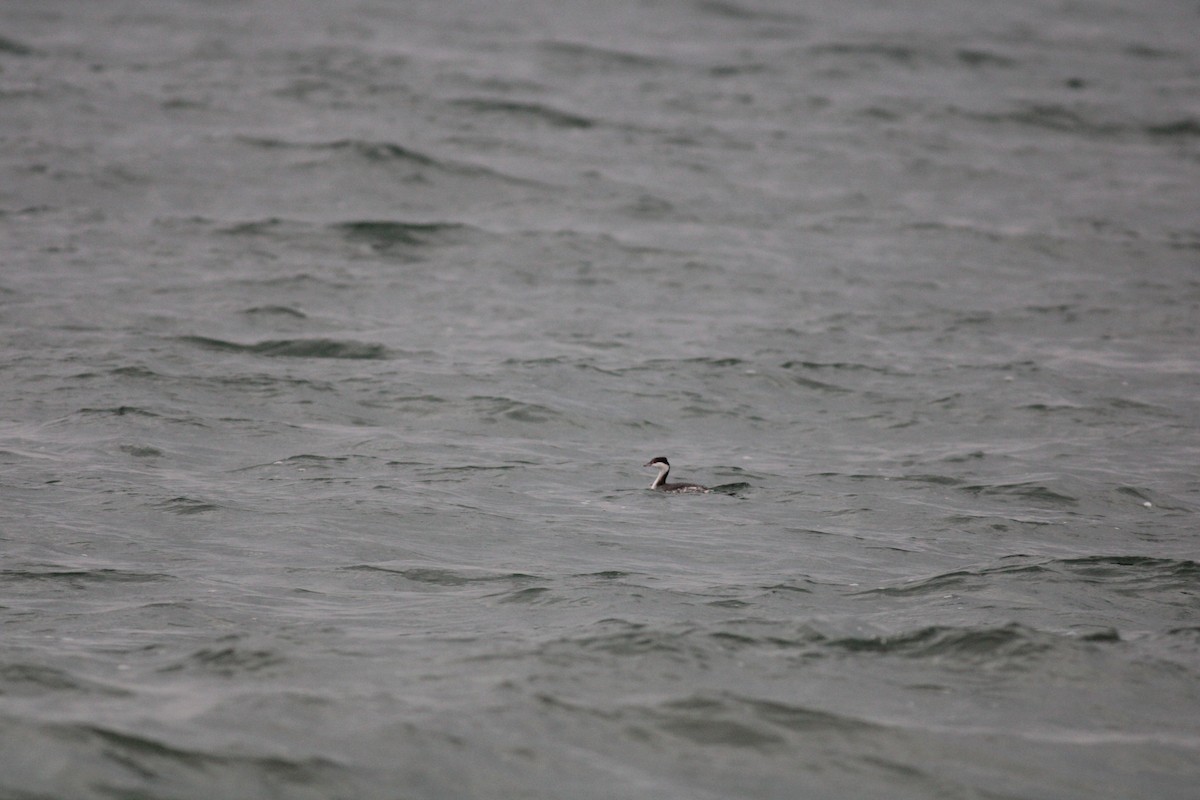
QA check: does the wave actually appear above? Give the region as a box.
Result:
[240,304,307,318]
[533,619,829,669]
[529,614,1139,683]
[783,374,852,393]
[233,135,537,183]
[177,336,392,360]
[451,98,595,129]
[811,41,923,65]
[468,395,571,425]
[219,215,483,243]
[159,642,285,676]
[693,0,809,26]
[216,215,490,262]
[857,570,977,597]
[237,135,440,166]
[0,35,34,57]
[77,405,162,418]
[3,717,355,796]
[1054,556,1200,591]
[531,689,882,753]
[119,444,163,458]
[861,555,1200,602]
[0,567,173,586]
[780,359,897,374]
[0,663,131,697]
[155,496,222,515]
[825,623,1057,663]
[810,40,1017,72]
[958,480,1078,505]
[71,405,210,430]
[950,105,1200,142]
[657,692,876,741]
[331,219,485,250]
[217,217,314,237]
[542,624,715,662]
[1146,118,1200,138]
[536,40,671,72]
[342,563,540,588]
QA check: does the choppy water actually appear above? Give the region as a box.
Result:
[2,1,1199,797]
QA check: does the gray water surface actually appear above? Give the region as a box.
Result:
[2,1,1199,798]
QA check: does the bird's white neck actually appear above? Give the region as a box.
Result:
[649,463,669,489]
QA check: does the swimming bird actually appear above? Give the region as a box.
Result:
[643,456,710,493]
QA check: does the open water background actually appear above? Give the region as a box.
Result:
[2,1,1199,797]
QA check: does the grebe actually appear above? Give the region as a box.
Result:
[643,456,710,493]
